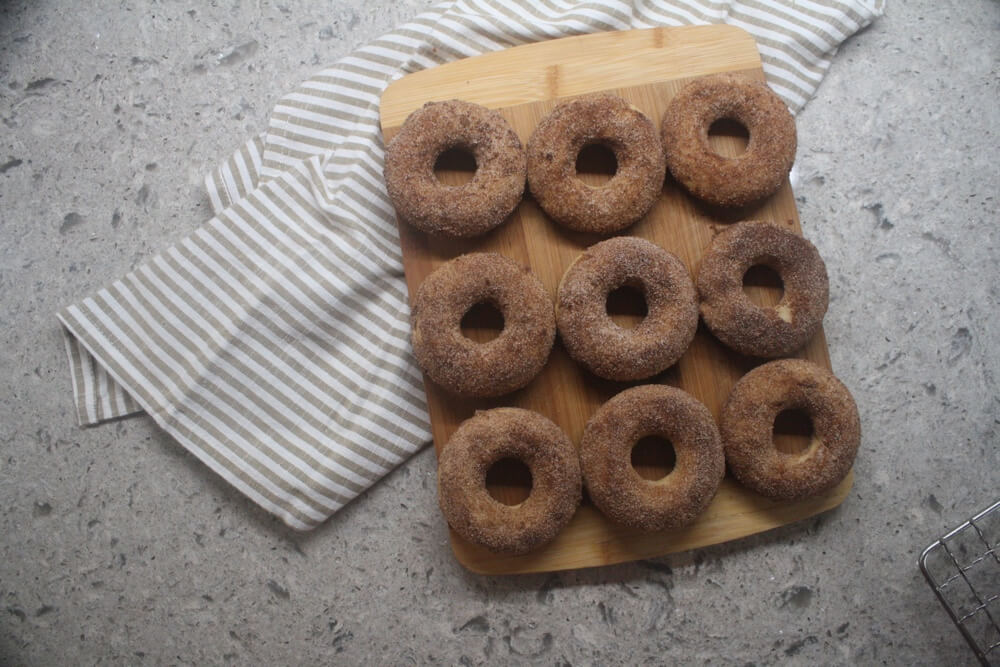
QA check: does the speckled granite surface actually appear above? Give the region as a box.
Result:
[1,1,997,664]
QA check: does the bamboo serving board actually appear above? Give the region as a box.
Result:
[379,26,852,575]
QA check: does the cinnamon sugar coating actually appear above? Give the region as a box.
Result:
[527,94,666,234]
[697,221,829,358]
[437,408,582,555]
[580,385,724,531]
[721,359,860,501]
[662,74,796,207]
[384,99,525,237]
[410,253,555,398]
[557,237,697,381]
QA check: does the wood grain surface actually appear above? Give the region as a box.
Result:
[379,26,851,575]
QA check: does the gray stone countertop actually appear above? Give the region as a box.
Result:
[1,1,997,664]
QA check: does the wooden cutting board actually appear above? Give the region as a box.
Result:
[379,25,852,575]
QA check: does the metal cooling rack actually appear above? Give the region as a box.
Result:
[920,499,1000,665]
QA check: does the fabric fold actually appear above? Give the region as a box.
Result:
[59,0,884,530]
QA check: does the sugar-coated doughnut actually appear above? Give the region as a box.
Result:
[384,99,525,237]
[721,359,860,501]
[557,237,697,381]
[437,408,582,555]
[697,221,828,358]
[410,253,555,398]
[527,94,665,234]
[662,74,796,207]
[580,385,725,531]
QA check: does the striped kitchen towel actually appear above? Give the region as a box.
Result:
[58,0,884,530]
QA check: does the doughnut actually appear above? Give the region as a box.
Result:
[662,74,796,207]
[383,99,525,237]
[697,220,828,358]
[526,94,665,234]
[556,237,698,381]
[410,252,555,398]
[580,385,725,531]
[437,408,582,554]
[720,359,860,500]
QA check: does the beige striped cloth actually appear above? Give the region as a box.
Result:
[58,0,884,530]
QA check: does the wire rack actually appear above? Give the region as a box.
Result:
[920,499,1000,665]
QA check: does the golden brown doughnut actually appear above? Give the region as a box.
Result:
[384,99,525,237]
[697,221,828,358]
[526,94,665,234]
[556,237,697,381]
[580,385,725,531]
[437,408,582,554]
[662,74,796,207]
[721,359,860,501]
[411,253,555,398]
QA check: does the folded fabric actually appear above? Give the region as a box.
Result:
[58,0,884,530]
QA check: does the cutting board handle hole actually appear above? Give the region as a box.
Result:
[486,457,533,505]
[434,147,477,185]
[742,264,784,308]
[773,408,814,454]
[575,143,617,185]
[632,436,676,481]
[461,301,504,343]
[708,118,749,157]
[606,284,647,329]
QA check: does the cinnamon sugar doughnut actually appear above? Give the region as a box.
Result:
[580,385,725,531]
[527,94,665,234]
[557,237,697,381]
[697,221,828,358]
[662,74,796,207]
[437,408,582,555]
[384,99,525,237]
[721,359,860,501]
[411,253,555,398]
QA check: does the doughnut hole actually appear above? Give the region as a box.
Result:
[434,146,477,185]
[460,301,504,343]
[631,435,676,481]
[485,457,533,505]
[772,408,815,455]
[575,143,618,187]
[606,281,648,330]
[742,264,785,313]
[708,118,750,157]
